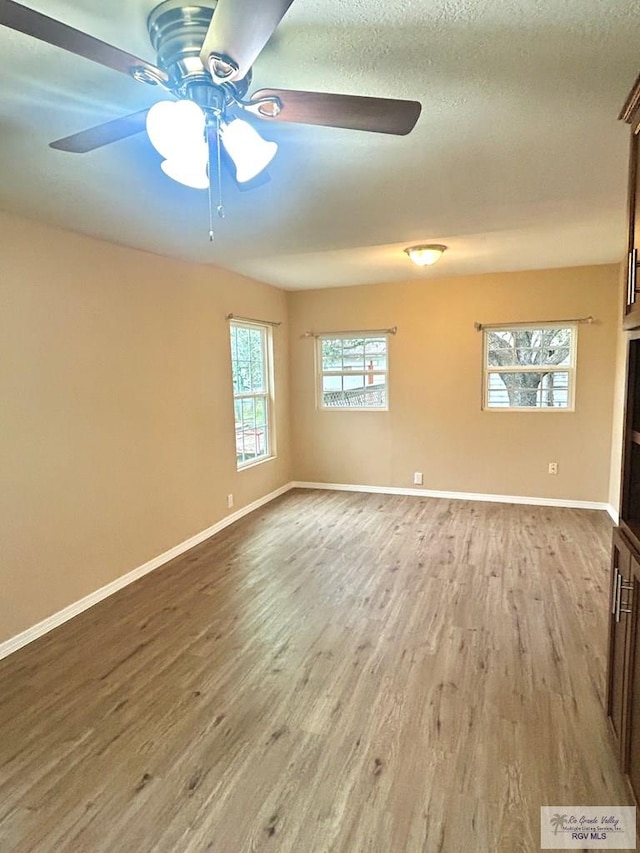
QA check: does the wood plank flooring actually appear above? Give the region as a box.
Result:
[0,490,633,852]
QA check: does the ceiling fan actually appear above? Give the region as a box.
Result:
[0,0,421,202]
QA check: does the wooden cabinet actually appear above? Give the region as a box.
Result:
[606,70,640,804]
[622,75,640,330]
[626,553,640,796]
[607,529,640,802]
[620,333,640,541]
[608,529,632,759]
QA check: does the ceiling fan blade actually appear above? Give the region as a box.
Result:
[0,0,168,84]
[49,110,150,153]
[250,88,422,136]
[200,0,295,82]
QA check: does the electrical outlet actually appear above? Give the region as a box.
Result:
[548,462,558,475]
[227,493,234,508]
[413,472,423,485]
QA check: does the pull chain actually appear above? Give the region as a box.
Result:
[216,113,225,220]
[206,114,225,241]
[207,183,215,242]
[207,118,215,241]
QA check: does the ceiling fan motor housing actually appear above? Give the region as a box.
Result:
[146,0,250,102]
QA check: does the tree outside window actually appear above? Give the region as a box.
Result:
[483,325,576,410]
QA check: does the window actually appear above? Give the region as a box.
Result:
[317,334,389,410]
[230,321,274,467]
[483,324,576,410]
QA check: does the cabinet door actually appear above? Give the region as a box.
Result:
[623,556,640,794]
[608,530,632,755]
[624,126,640,328]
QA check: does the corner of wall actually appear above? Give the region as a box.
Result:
[608,261,629,514]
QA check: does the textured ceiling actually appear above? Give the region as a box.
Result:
[0,0,638,289]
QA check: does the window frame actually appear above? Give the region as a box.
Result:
[229,320,276,469]
[316,332,390,412]
[482,322,578,412]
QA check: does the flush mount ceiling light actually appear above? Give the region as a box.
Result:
[404,244,447,266]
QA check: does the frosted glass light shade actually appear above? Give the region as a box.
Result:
[220,118,277,183]
[146,100,207,161]
[161,158,209,190]
[404,244,447,266]
[147,100,209,189]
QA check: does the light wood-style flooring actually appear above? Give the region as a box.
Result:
[0,490,633,852]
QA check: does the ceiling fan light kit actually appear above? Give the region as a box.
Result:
[0,0,422,236]
[145,99,276,188]
[404,244,447,267]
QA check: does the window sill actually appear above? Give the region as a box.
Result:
[318,407,389,412]
[237,454,276,472]
[482,407,575,413]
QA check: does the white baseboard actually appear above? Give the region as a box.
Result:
[0,482,295,662]
[607,504,620,524]
[291,480,612,513]
[1,479,616,661]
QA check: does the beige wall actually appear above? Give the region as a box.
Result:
[288,265,619,501]
[1,211,291,643]
[1,213,622,647]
